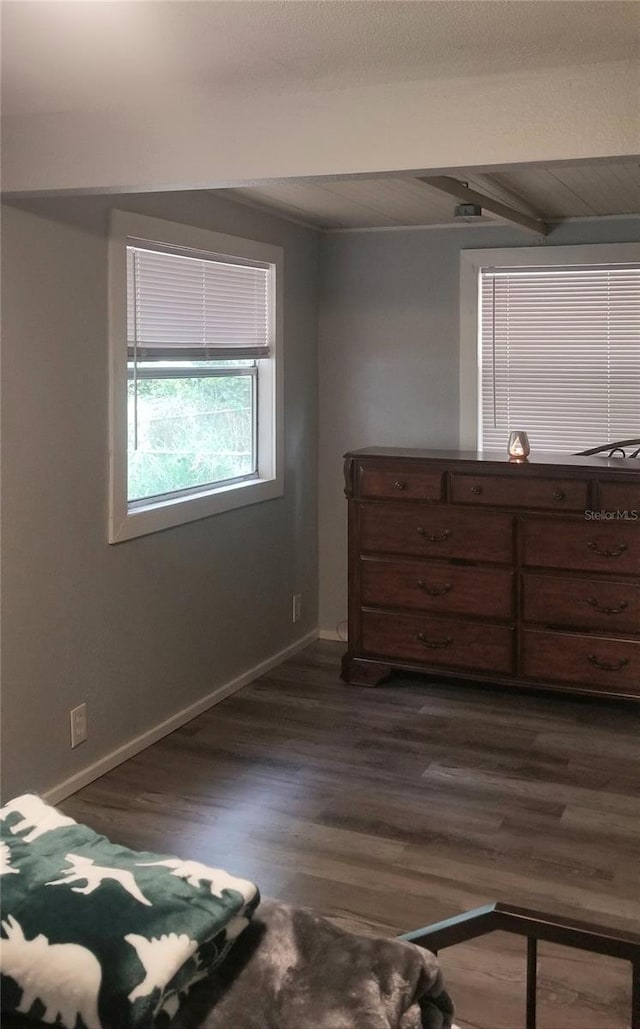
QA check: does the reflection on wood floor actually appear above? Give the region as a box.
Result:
[61,640,640,1029]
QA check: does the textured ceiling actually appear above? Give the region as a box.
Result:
[3,0,639,117]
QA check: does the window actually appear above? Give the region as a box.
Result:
[459,243,640,453]
[109,211,283,542]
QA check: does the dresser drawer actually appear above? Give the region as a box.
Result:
[358,462,443,502]
[450,473,588,511]
[360,504,513,562]
[521,629,640,695]
[599,481,640,514]
[362,560,514,619]
[361,610,514,674]
[522,573,640,634]
[522,517,640,575]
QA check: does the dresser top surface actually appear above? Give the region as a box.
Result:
[345,447,640,474]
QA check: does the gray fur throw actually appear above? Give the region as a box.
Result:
[172,899,455,1029]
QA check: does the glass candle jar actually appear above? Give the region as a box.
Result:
[508,431,530,461]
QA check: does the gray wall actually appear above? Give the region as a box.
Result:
[318,216,640,635]
[1,191,319,798]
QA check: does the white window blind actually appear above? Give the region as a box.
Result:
[479,264,640,454]
[127,245,271,361]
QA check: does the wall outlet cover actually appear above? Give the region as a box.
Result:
[70,703,88,748]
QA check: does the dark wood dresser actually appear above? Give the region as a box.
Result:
[342,448,640,700]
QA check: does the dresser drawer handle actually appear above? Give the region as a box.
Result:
[470,485,483,495]
[553,490,566,502]
[587,541,628,558]
[417,632,453,649]
[587,654,629,673]
[586,597,629,616]
[416,528,451,543]
[417,581,452,596]
[393,480,407,491]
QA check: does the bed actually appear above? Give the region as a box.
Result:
[0,794,454,1029]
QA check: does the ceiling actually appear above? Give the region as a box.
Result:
[2,2,638,205]
[219,158,640,232]
[2,1,638,117]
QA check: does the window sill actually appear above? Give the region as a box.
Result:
[108,475,283,543]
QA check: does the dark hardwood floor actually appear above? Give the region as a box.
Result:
[60,640,640,1029]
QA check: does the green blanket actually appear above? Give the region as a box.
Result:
[0,794,259,1029]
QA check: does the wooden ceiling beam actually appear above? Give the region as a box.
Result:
[418,175,549,236]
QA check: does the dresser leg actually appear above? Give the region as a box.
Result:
[341,654,392,688]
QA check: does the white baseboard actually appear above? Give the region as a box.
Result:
[318,629,347,642]
[44,629,318,805]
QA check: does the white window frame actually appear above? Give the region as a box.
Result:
[108,210,284,543]
[459,241,640,450]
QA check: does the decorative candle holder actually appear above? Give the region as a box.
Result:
[508,431,530,461]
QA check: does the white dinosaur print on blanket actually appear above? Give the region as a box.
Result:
[125,932,198,1014]
[0,795,75,842]
[223,913,251,940]
[0,914,101,1028]
[137,858,256,902]
[47,853,152,906]
[0,841,19,876]
[158,966,210,1022]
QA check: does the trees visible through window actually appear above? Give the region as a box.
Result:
[127,361,254,503]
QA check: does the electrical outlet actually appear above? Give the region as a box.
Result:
[292,592,302,623]
[70,703,88,748]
